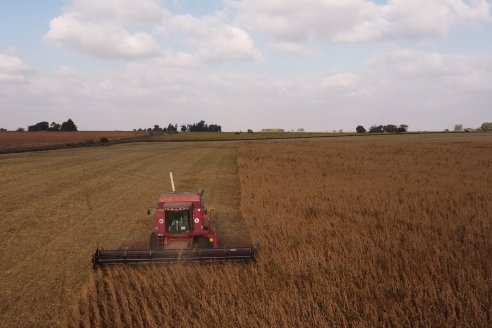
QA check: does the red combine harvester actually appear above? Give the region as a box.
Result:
[149,185,218,250]
[92,172,255,268]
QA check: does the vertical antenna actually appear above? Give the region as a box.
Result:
[170,172,175,192]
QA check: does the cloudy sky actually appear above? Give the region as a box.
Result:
[0,0,491,131]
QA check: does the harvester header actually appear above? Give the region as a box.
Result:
[92,173,256,268]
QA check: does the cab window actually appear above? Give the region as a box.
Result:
[165,210,190,233]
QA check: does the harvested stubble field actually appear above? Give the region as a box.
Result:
[146,131,340,142]
[0,141,248,327]
[1,133,491,327]
[0,131,146,149]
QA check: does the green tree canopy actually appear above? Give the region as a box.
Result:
[28,121,49,131]
[60,119,77,131]
[480,122,492,131]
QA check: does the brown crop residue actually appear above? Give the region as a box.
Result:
[0,141,244,328]
[69,136,491,328]
[0,131,146,147]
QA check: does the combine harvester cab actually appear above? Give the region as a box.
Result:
[151,187,218,250]
[93,173,256,268]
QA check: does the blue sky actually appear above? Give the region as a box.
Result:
[1,0,491,131]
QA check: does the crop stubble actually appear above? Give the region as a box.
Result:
[0,141,246,327]
[71,134,491,327]
[0,131,145,147]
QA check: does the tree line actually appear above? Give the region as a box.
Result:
[356,124,408,133]
[135,120,222,133]
[27,119,78,132]
[356,122,492,133]
[451,122,492,132]
[4,120,491,133]
[135,123,179,133]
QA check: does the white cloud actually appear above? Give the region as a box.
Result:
[156,50,197,67]
[54,65,80,78]
[268,42,318,58]
[228,0,491,43]
[164,14,262,63]
[322,73,359,90]
[44,1,260,63]
[366,48,492,91]
[44,0,165,59]
[134,49,491,130]
[45,13,161,59]
[0,53,31,83]
[353,48,492,128]
[70,0,167,23]
[3,47,491,131]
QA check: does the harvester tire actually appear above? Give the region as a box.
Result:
[196,237,212,249]
[149,233,158,250]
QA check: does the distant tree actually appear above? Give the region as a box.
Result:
[0,128,7,132]
[153,124,162,132]
[188,120,206,132]
[28,121,49,131]
[247,129,253,133]
[39,121,50,131]
[383,125,398,133]
[47,122,61,131]
[180,124,187,132]
[209,124,221,132]
[369,125,383,133]
[444,129,450,132]
[60,119,77,131]
[17,127,25,132]
[356,125,366,133]
[454,123,463,132]
[397,124,408,133]
[297,128,305,132]
[147,128,152,132]
[166,123,177,133]
[187,120,221,132]
[480,122,492,131]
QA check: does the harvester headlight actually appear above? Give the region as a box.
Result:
[209,238,214,243]
[194,218,200,224]
[159,219,164,224]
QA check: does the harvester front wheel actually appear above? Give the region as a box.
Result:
[196,237,212,249]
[149,233,158,250]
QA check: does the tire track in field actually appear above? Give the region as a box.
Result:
[179,142,251,247]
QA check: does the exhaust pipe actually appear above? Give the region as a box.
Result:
[170,172,175,192]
